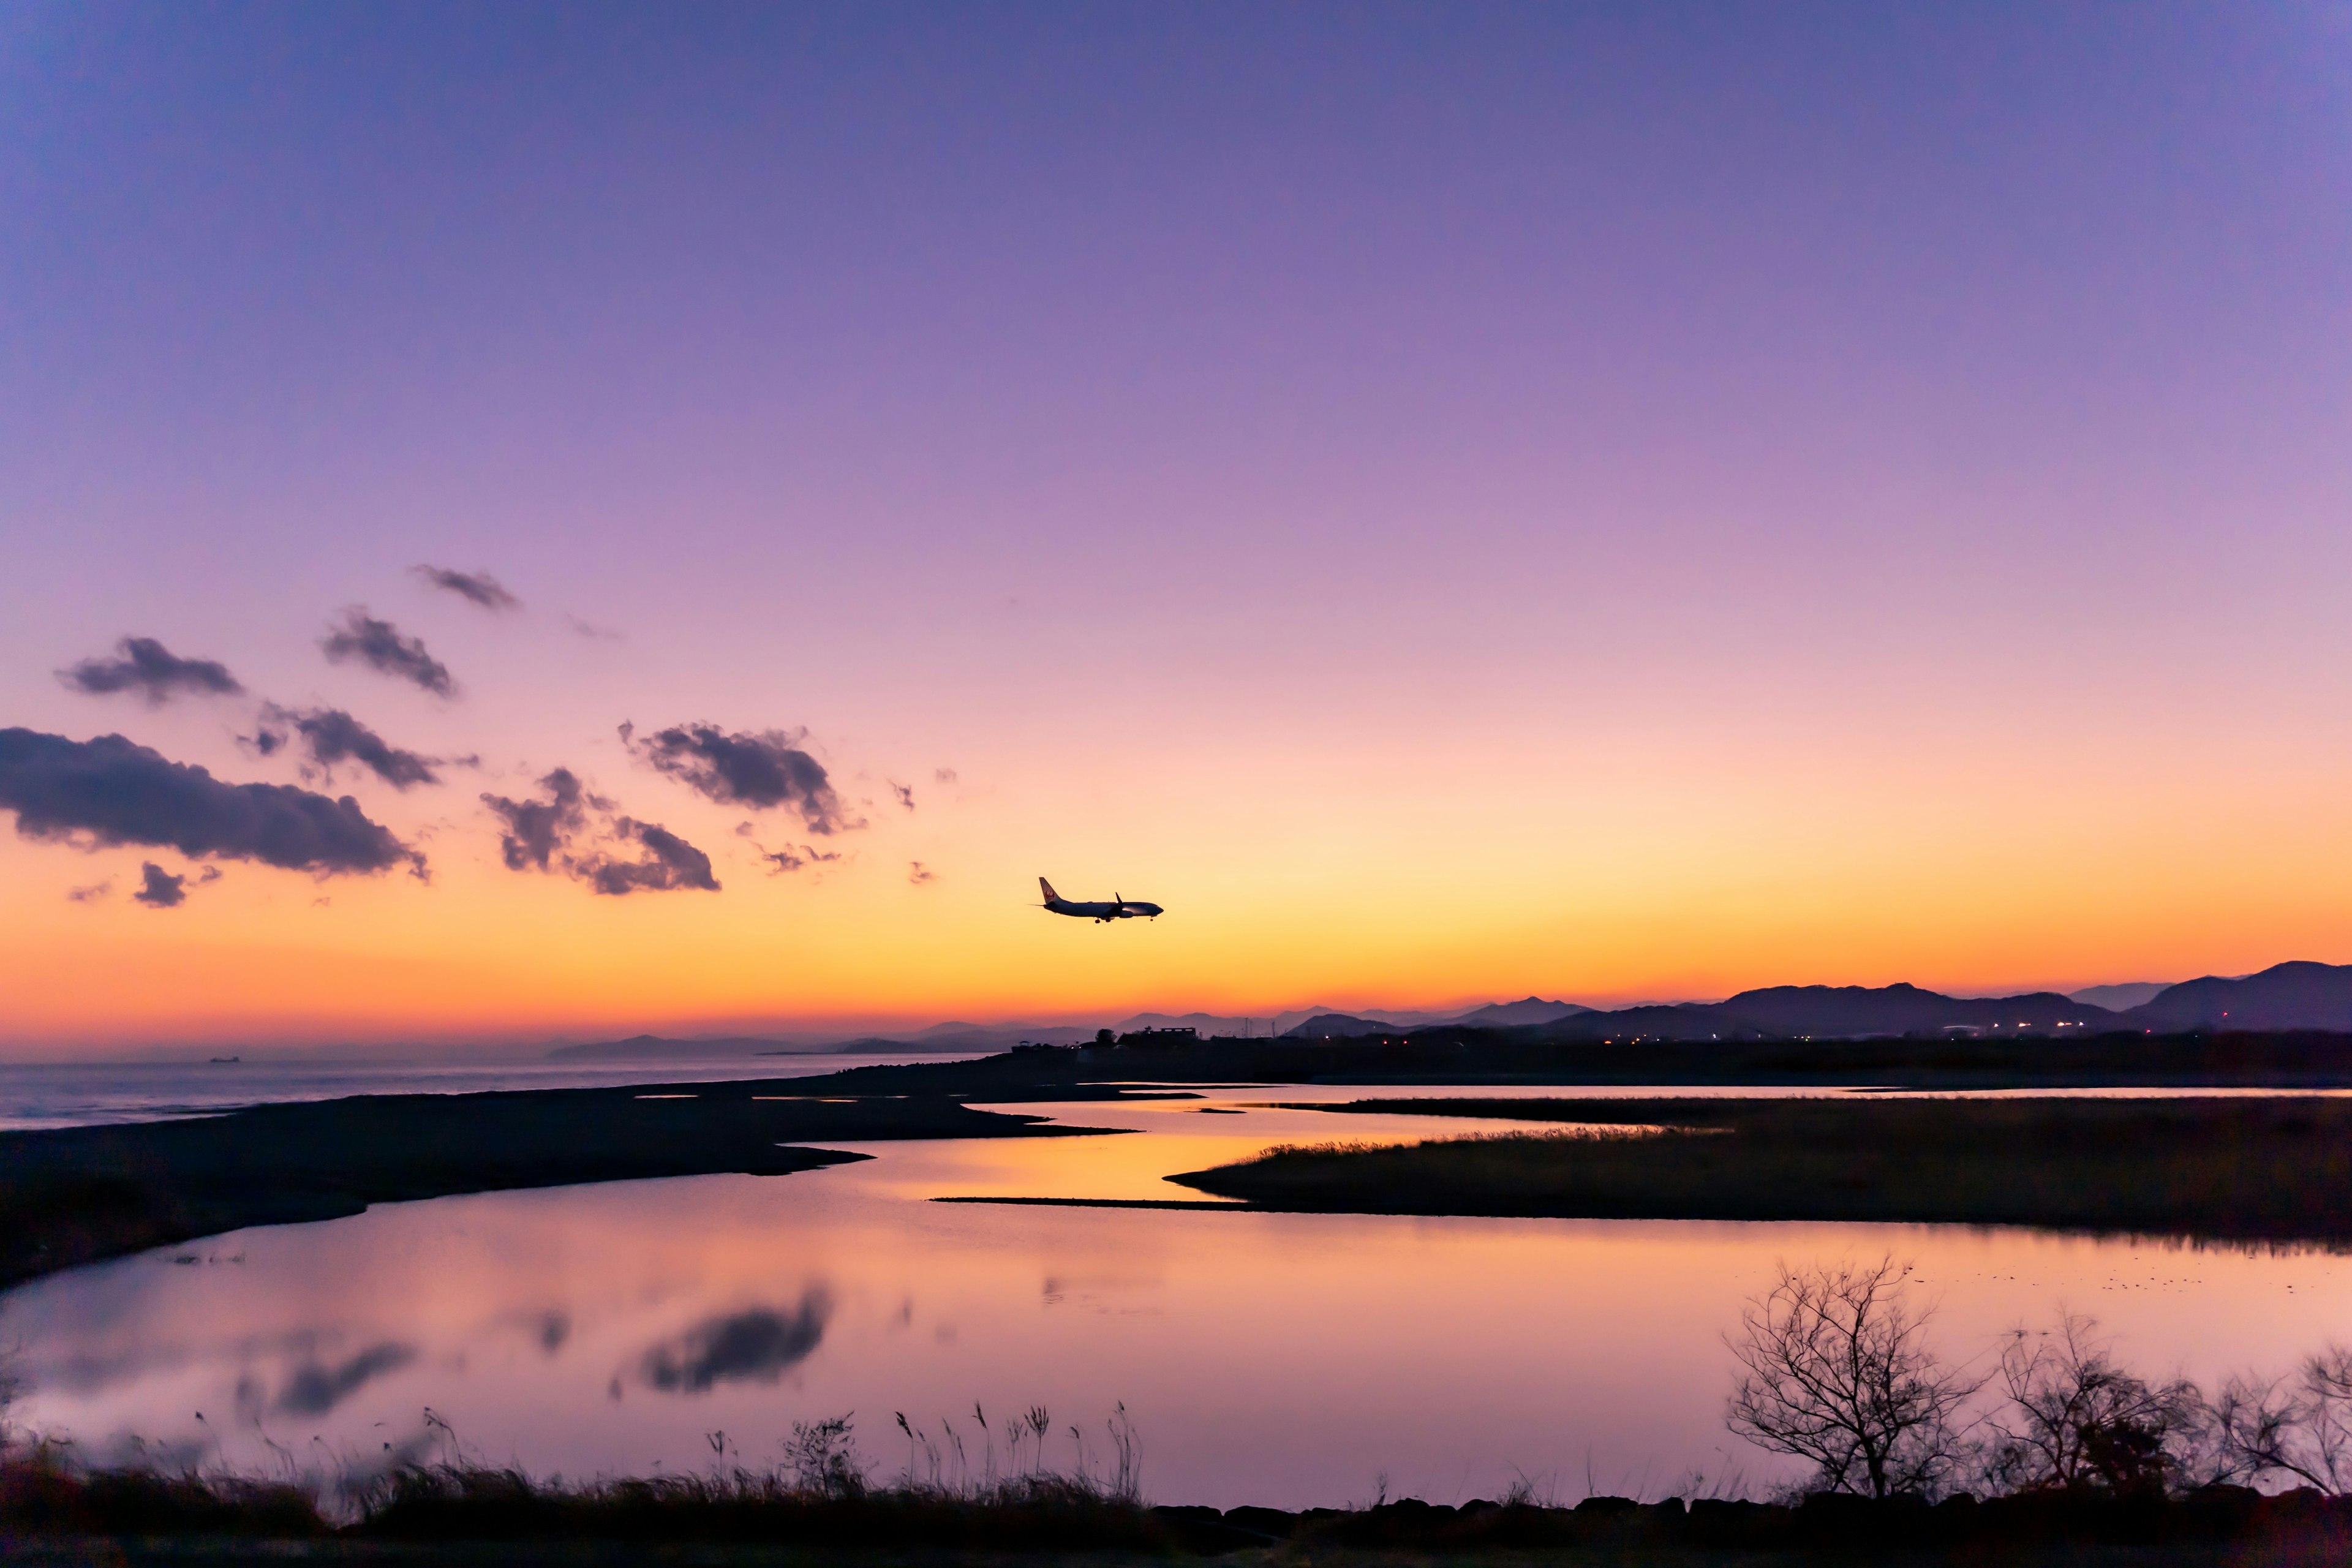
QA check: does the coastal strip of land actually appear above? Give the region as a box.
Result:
[17,1028,2352,1292]
[1163,1095,2352,1242]
[0,1081,1128,1290]
[810,1028,2352,1094]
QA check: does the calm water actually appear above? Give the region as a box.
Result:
[0,1052,979,1132]
[6,1084,2351,1506]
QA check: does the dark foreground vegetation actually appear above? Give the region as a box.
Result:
[10,1469,2352,1566]
[0,1084,1115,1289]
[1169,1095,2352,1242]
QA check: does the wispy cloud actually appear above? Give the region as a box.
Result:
[58,638,243,704]
[255,705,441,790]
[322,609,455,697]
[757,842,842,875]
[412,565,519,611]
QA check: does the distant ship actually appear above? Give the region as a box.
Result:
[208,1055,241,1064]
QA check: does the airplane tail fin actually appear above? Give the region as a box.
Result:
[1039,876,1059,903]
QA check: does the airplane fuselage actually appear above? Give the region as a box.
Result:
[1039,878,1161,922]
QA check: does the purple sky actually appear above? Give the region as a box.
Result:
[4,3,2351,1048]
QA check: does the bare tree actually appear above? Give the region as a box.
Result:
[2209,1346,2352,1494]
[1980,1314,2202,1498]
[1726,1257,1980,1499]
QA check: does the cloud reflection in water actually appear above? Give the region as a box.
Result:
[274,1342,418,1416]
[639,1291,831,1395]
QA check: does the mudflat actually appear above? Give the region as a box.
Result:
[0,1080,1120,1289]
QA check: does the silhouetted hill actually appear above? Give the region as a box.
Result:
[2125,961,2352,1031]
[1284,1013,1421,1039]
[1714,984,2112,1036]
[1525,985,2119,1042]
[1447,996,1591,1027]
[1532,1003,1725,1040]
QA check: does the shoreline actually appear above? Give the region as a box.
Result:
[0,1079,1126,1291]
[12,1030,2352,1291]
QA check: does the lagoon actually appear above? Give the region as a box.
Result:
[7,1085,2351,1507]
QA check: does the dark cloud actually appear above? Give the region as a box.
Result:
[274,1342,416,1416]
[933,768,958,786]
[258,706,440,790]
[889,780,916,812]
[412,565,519,611]
[908,861,937,886]
[640,1294,830,1394]
[481,768,597,871]
[483,772,715,894]
[564,614,625,641]
[620,722,856,835]
[66,878,111,903]
[575,818,719,895]
[0,729,424,878]
[58,638,243,704]
[321,610,455,697]
[132,862,187,908]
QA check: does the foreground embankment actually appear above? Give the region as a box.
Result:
[0,1083,1117,1289]
[1169,1096,2352,1243]
[6,1464,2352,1566]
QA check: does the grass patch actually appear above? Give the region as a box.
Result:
[1167,1096,2352,1242]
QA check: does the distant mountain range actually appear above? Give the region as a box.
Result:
[1119,998,1591,1039]
[548,964,2352,1061]
[1285,963,2352,1042]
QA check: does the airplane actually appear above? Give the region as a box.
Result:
[1039,877,1163,922]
